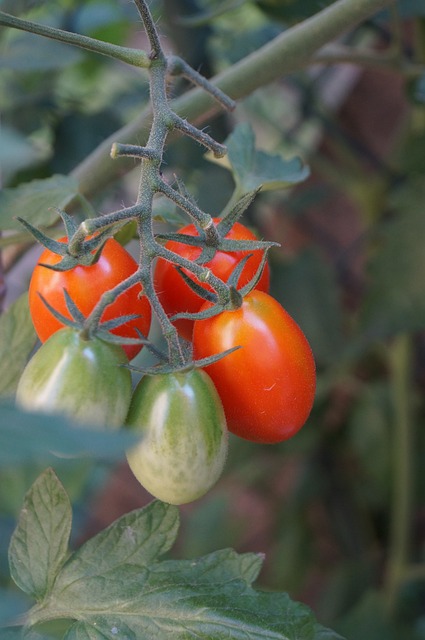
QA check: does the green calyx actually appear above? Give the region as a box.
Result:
[18,209,131,271]
[157,188,278,264]
[38,289,146,350]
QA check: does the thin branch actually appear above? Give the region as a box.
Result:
[168,56,236,111]
[157,180,212,228]
[0,11,150,68]
[132,0,163,60]
[172,116,227,158]
[110,143,160,161]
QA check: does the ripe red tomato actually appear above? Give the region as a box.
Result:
[28,237,151,361]
[154,218,270,340]
[192,290,316,444]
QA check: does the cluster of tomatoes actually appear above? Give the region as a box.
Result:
[16,219,316,505]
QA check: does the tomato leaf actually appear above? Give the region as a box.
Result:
[8,468,71,601]
[0,175,79,233]
[34,546,342,638]
[9,477,344,639]
[0,294,37,397]
[64,622,122,639]
[50,501,180,607]
[0,403,137,465]
[221,122,310,192]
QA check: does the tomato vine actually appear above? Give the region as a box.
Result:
[2,0,417,638]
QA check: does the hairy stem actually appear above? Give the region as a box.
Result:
[64,0,240,362]
[133,0,163,60]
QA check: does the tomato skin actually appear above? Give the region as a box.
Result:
[16,328,132,428]
[154,219,270,340]
[28,238,151,361]
[192,290,316,444]
[126,369,228,505]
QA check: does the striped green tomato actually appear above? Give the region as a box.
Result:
[125,369,228,505]
[16,328,132,429]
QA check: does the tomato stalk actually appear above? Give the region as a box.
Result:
[60,0,250,365]
[119,22,231,363]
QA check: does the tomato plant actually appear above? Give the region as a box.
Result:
[28,237,151,361]
[2,0,413,636]
[126,369,228,504]
[192,290,316,444]
[16,327,132,428]
[154,219,270,340]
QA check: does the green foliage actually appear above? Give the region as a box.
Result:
[0,176,80,235]
[0,404,137,466]
[223,123,310,193]
[5,470,343,639]
[1,0,425,638]
[0,294,36,397]
[9,469,71,600]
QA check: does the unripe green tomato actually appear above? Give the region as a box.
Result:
[125,369,228,505]
[16,328,132,429]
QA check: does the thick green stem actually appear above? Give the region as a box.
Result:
[70,0,393,199]
[130,40,190,363]
[385,335,414,613]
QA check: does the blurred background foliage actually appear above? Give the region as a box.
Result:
[1,0,425,638]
